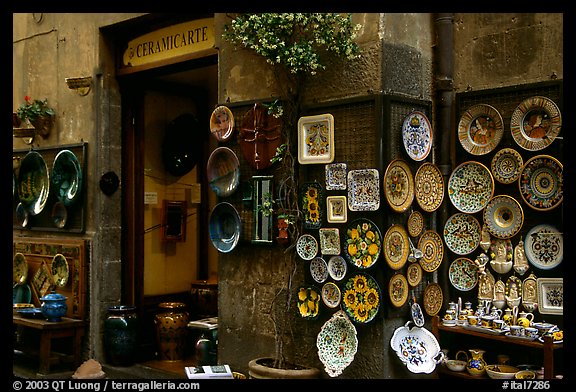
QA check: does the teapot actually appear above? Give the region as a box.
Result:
[516,311,534,327]
[489,307,503,320]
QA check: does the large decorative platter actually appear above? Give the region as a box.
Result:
[536,278,563,315]
[301,182,324,229]
[296,234,319,261]
[321,282,342,309]
[326,196,347,223]
[298,113,335,164]
[483,195,524,239]
[383,159,414,213]
[414,162,444,212]
[518,155,563,211]
[209,105,234,142]
[449,258,479,291]
[296,286,321,320]
[325,163,347,190]
[207,147,241,197]
[347,169,380,211]
[341,272,381,324]
[51,149,83,207]
[327,256,347,281]
[51,254,69,287]
[402,111,433,161]
[208,202,241,253]
[458,104,504,155]
[510,96,562,151]
[383,224,410,270]
[407,263,423,287]
[13,253,28,285]
[491,148,524,184]
[18,150,50,216]
[317,310,358,377]
[524,224,562,270]
[448,161,494,213]
[388,273,409,308]
[423,282,443,316]
[319,228,340,256]
[310,257,329,284]
[343,219,382,269]
[417,230,444,273]
[407,210,424,237]
[443,213,481,255]
[390,322,443,374]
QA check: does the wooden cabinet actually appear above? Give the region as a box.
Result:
[431,316,562,379]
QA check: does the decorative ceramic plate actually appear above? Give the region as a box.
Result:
[457,104,504,155]
[510,96,562,151]
[414,162,444,212]
[298,113,335,164]
[317,310,358,377]
[423,282,443,316]
[325,163,347,190]
[208,202,241,253]
[390,322,443,374]
[483,195,524,239]
[402,111,433,161]
[326,196,347,223]
[524,224,563,270]
[51,149,83,207]
[341,272,381,323]
[328,256,347,281]
[407,210,424,237]
[383,159,414,212]
[449,258,479,291]
[443,213,481,255]
[319,228,341,255]
[347,169,380,211]
[301,182,324,229]
[51,254,69,287]
[18,150,50,216]
[518,155,563,211]
[310,257,329,284]
[448,161,494,213]
[296,234,319,261]
[417,230,444,273]
[321,282,342,308]
[209,105,234,142]
[388,273,409,308]
[536,278,563,315]
[13,253,28,285]
[343,219,382,269]
[296,286,321,320]
[383,224,410,270]
[207,147,241,197]
[407,263,423,287]
[491,148,524,184]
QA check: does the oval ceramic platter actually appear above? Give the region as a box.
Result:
[206,147,240,197]
[423,282,443,316]
[390,322,443,374]
[448,161,494,214]
[296,286,321,320]
[417,230,444,273]
[407,263,423,287]
[310,257,329,284]
[383,159,414,213]
[491,148,524,185]
[402,111,433,161]
[407,210,424,238]
[343,218,382,269]
[458,104,504,155]
[18,150,50,216]
[209,105,234,142]
[321,282,341,309]
[13,252,28,285]
[518,155,563,211]
[414,162,444,213]
[51,254,69,287]
[317,310,358,377]
[347,169,380,211]
[327,256,347,281]
[443,213,481,255]
[296,234,319,261]
[341,272,381,324]
[483,195,524,239]
[524,224,563,270]
[51,149,83,207]
[388,273,409,308]
[325,163,347,191]
[449,257,479,291]
[510,96,562,151]
[383,224,410,270]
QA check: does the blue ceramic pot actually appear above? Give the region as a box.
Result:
[40,291,68,322]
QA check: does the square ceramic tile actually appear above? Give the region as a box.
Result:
[319,228,341,255]
[326,196,347,223]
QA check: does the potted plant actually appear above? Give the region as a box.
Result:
[15,96,55,137]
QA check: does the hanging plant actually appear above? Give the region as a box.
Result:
[16,96,55,123]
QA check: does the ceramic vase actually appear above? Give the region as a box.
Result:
[466,348,487,376]
[155,302,189,361]
[104,305,139,366]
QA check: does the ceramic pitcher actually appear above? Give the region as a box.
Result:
[503,308,515,326]
[517,311,534,327]
[466,349,487,377]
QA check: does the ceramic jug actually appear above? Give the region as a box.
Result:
[503,308,515,326]
[490,307,503,320]
[466,349,487,377]
[516,311,534,327]
[462,301,473,316]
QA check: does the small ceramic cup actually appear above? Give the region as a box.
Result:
[467,315,479,326]
[510,325,525,337]
[493,319,506,330]
[525,327,539,339]
[481,315,494,328]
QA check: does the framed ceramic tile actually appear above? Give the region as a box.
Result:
[297,114,335,164]
[326,196,347,223]
[325,163,347,190]
[319,228,341,255]
[537,278,563,315]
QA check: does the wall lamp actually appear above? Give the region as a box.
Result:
[65,76,92,96]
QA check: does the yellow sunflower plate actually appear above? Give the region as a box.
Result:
[341,272,381,324]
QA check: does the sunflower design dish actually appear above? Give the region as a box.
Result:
[343,219,382,269]
[301,182,324,229]
[296,286,321,320]
[342,273,381,323]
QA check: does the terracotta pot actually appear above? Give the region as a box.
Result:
[154,302,189,361]
[248,357,320,379]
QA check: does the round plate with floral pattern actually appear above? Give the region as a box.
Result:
[388,273,409,308]
[383,159,415,213]
[328,256,347,281]
[296,286,321,320]
[310,257,329,284]
[417,230,444,272]
[317,310,358,378]
[383,224,410,270]
[458,104,504,155]
[524,224,563,270]
[491,148,524,184]
[321,282,342,308]
[402,111,433,161]
[296,234,318,261]
[443,213,481,255]
[510,96,561,151]
[448,161,494,214]
[414,162,444,212]
[518,155,563,211]
[423,282,443,316]
[341,272,381,324]
[343,219,382,269]
[407,263,423,287]
[483,195,524,239]
[449,257,479,291]
[407,210,424,237]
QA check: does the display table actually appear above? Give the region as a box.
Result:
[13,315,85,374]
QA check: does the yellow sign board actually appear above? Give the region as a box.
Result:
[122,18,214,68]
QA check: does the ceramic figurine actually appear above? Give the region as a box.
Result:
[513,237,530,275]
[477,268,495,300]
[480,224,491,252]
[492,279,506,309]
[489,239,513,274]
